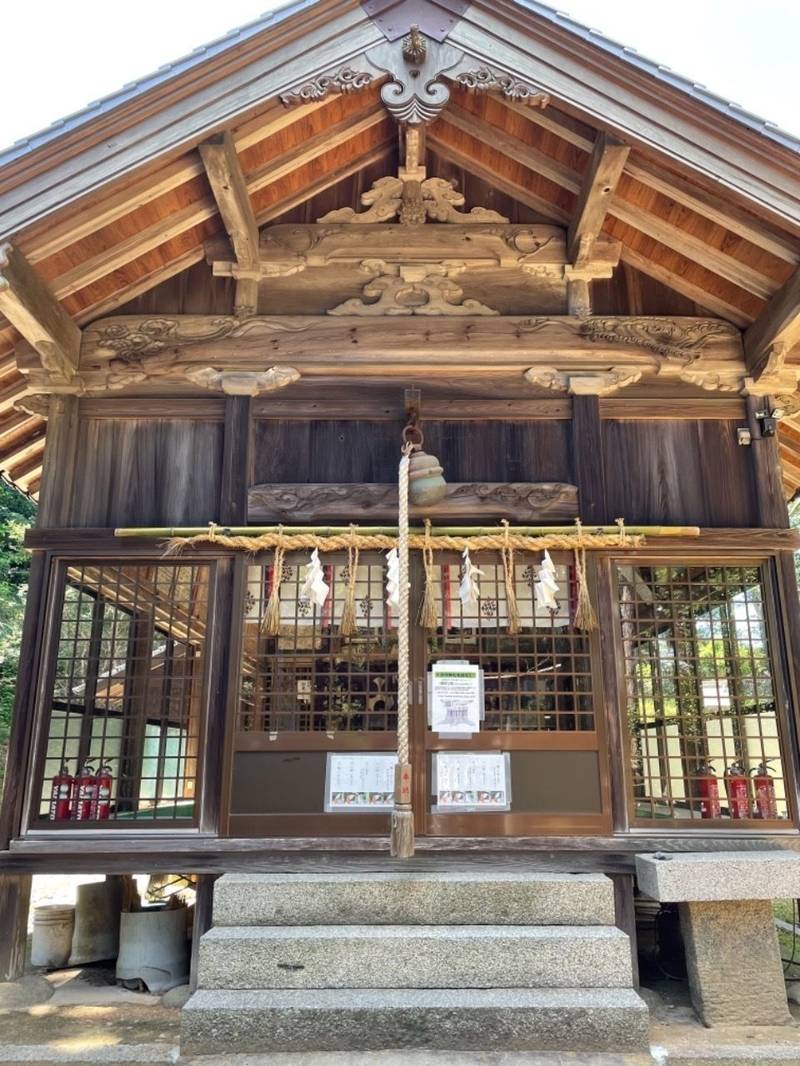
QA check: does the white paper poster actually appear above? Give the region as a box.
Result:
[432,751,511,811]
[324,753,396,812]
[429,661,483,736]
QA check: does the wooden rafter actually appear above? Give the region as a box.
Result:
[0,244,79,382]
[510,97,800,264]
[568,132,629,265]
[20,100,331,265]
[744,267,800,379]
[200,131,260,316]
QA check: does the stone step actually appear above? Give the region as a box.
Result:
[198,924,632,989]
[212,871,616,926]
[181,987,650,1054]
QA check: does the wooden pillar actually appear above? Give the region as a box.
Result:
[219,396,252,525]
[612,873,639,989]
[746,395,789,528]
[36,395,79,528]
[190,873,217,991]
[0,875,32,980]
[571,395,608,525]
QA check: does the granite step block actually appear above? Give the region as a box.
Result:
[181,987,650,1054]
[198,923,633,989]
[212,871,616,927]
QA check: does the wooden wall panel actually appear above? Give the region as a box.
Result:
[603,419,757,526]
[253,420,573,486]
[70,419,224,527]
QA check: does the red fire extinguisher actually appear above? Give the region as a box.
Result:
[752,762,778,820]
[49,764,73,821]
[696,762,721,819]
[71,763,98,821]
[94,765,113,821]
[724,761,751,820]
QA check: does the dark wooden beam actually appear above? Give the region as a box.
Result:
[35,396,78,527]
[746,395,790,528]
[0,875,31,980]
[744,267,800,380]
[0,243,79,382]
[190,874,218,991]
[219,396,252,525]
[572,396,608,525]
[568,132,629,266]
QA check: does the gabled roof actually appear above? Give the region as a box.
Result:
[0,0,798,498]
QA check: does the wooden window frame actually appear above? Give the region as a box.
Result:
[601,551,800,832]
[20,552,222,836]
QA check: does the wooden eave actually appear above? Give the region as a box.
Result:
[0,0,799,499]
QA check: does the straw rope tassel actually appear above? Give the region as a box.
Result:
[419,518,438,630]
[572,519,598,631]
[263,542,286,636]
[391,443,415,858]
[339,527,360,636]
[501,520,521,635]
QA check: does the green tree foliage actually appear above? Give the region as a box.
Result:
[0,481,35,785]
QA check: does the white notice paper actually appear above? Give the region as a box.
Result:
[433,751,511,811]
[429,661,483,736]
[324,753,396,812]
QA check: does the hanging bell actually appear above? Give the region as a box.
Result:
[408,448,447,506]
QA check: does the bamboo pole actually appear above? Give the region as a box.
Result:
[115,524,701,538]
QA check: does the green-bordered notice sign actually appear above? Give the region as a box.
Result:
[429,660,483,736]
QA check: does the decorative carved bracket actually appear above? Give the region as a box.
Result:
[525,366,643,396]
[249,481,578,523]
[327,260,499,316]
[184,366,300,395]
[318,175,508,225]
[280,31,549,123]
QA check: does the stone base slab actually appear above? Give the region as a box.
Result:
[679,900,791,1027]
[181,987,650,1054]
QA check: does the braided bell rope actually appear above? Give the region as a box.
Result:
[396,445,412,768]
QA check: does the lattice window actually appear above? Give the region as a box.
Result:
[617,563,789,822]
[427,556,595,732]
[239,556,398,734]
[35,562,209,825]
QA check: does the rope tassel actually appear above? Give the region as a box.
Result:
[339,528,360,636]
[418,518,438,630]
[263,544,286,636]
[501,520,521,635]
[572,521,597,631]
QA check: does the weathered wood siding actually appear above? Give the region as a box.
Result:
[252,419,574,485]
[602,419,757,526]
[69,418,224,526]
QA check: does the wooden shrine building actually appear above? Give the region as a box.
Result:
[1,0,800,1051]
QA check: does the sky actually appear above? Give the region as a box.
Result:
[1,0,798,150]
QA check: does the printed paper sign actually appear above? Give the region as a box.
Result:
[432,751,511,811]
[429,661,483,735]
[324,753,396,812]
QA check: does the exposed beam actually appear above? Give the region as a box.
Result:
[434,111,777,301]
[506,98,800,266]
[0,244,79,382]
[42,110,388,308]
[568,132,629,265]
[427,135,569,224]
[619,246,752,328]
[21,100,331,265]
[743,268,800,379]
[200,131,260,316]
[437,106,580,194]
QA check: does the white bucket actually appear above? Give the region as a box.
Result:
[116,906,189,993]
[31,905,75,969]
